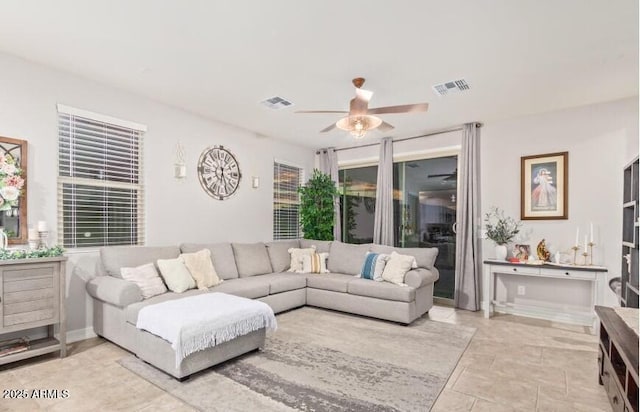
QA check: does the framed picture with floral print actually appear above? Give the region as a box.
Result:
[521,152,568,220]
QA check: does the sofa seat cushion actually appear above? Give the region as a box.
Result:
[259,273,307,294]
[180,243,239,280]
[327,242,371,275]
[306,273,352,293]
[232,243,273,277]
[210,277,271,299]
[126,289,205,325]
[348,278,416,303]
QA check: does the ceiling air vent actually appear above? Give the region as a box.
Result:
[261,96,294,110]
[432,79,470,97]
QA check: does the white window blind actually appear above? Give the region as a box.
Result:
[273,162,303,240]
[57,108,145,248]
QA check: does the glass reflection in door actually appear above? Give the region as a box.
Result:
[394,156,458,300]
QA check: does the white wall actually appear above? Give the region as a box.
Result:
[481,97,639,306]
[0,53,315,338]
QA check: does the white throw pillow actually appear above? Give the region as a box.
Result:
[381,251,417,286]
[157,257,196,293]
[357,252,389,281]
[301,252,329,274]
[181,249,223,290]
[287,246,316,273]
[120,263,167,299]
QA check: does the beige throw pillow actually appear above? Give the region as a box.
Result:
[381,251,417,286]
[120,263,167,299]
[181,249,222,290]
[287,247,316,273]
[157,257,196,293]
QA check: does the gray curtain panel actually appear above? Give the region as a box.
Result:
[318,148,341,241]
[454,123,482,311]
[373,137,394,246]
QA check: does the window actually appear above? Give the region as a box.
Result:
[57,105,146,248]
[273,161,303,240]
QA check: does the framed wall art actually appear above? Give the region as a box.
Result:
[521,151,568,220]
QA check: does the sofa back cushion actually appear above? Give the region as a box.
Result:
[369,244,438,270]
[232,242,273,277]
[180,243,239,280]
[300,239,332,253]
[265,240,300,272]
[327,242,371,275]
[101,246,180,279]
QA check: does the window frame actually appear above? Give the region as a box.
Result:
[273,159,304,240]
[56,104,146,249]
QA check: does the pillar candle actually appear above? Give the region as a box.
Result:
[28,228,38,240]
[37,221,47,232]
[584,235,588,252]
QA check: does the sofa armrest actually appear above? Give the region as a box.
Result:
[404,268,439,289]
[86,276,143,308]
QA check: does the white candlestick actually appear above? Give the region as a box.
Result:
[584,235,588,252]
[37,221,47,232]
[575,227,579,247]
[590,222,593,242]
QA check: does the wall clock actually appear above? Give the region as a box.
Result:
[197,145,242,200]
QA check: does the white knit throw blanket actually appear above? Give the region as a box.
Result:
[136,293,277,367]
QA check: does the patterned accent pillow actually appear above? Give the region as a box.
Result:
[301,252,329,274]
[287,247,316,273]
[358,252,389,281]
[120,263,167,299]
[381,251,417,286]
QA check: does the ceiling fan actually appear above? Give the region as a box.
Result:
[296,77,429,138]
[428,168,457,181]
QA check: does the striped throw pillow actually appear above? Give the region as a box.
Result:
[301,252,329,274]
[358,252,389,281]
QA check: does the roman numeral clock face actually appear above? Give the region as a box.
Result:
[197,146,242,200]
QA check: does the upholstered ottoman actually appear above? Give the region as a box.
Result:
[133,293,277,380]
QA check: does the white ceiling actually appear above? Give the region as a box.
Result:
[0,1,637,149]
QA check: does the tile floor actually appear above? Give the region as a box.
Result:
[0,306,611,412]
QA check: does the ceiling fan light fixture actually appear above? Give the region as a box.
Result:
[335,115,382,139]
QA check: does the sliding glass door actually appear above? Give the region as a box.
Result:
[338,155,458,300]
[394,156,458,300]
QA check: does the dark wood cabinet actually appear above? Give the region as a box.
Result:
[596,306,638,412]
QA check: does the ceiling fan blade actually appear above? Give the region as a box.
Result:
[320,123,337,133]
[295,110,348,114]
[428,173,453,178]
[355,88,373,102]
[377,120,395,132]
[367,103,429,115]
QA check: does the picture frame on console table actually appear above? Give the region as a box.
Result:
[521,151,568,220]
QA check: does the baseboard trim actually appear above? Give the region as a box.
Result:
[66,327,97,343]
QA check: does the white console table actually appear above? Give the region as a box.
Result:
[483,260,607,330]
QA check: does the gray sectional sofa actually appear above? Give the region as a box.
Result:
[86,239,439,378]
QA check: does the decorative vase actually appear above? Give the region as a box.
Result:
[495,244,508,261]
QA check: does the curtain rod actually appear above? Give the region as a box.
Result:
[316,122,482,154]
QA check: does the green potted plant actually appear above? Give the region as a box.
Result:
[298,169,339,240]
[484,207,522,261]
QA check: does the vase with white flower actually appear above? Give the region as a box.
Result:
[0,153,24,212]
[484,207,522,261]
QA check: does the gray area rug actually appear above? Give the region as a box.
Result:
[119,307,475,411]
